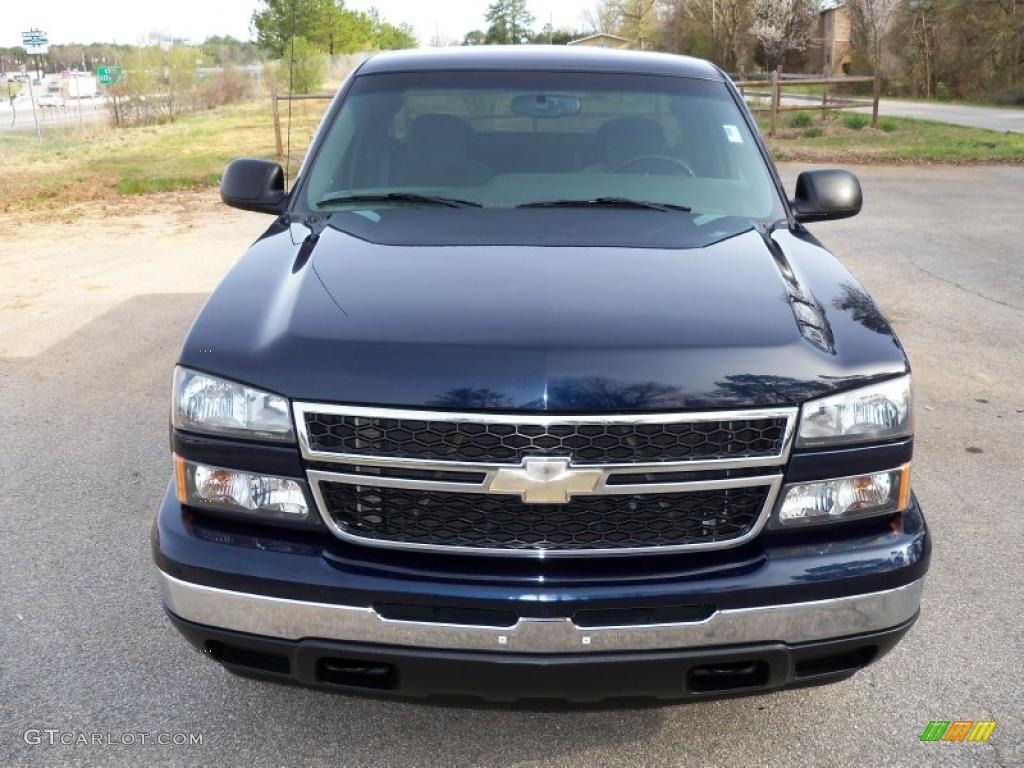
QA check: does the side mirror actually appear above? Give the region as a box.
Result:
[791,169,862,223]
[220,158,286,215]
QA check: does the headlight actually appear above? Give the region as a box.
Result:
[797,375,912,447]
[172,366,294,442]
[772,464,911,527]
[174,455,311,521]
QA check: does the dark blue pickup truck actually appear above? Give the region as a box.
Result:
[153,46,929,702]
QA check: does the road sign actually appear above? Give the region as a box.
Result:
[97,66,123,85]
[22,28,49,56]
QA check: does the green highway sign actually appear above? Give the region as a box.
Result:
[97,66,123,85]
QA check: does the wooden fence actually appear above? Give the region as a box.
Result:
[271,92,335,158]
[731,70,881,136]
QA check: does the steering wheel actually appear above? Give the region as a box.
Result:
[612,155,696,176]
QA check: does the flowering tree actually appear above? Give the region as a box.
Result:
[750,0,819,70]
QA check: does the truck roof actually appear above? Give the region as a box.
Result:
[356,46,725,81]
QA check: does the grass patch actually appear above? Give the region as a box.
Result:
[788,111,814,128]
[116,173,223,195]
[841,113,870,130]
[0,98,327,211]
[759,113,1024,164]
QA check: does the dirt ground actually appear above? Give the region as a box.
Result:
[0,191,261,359]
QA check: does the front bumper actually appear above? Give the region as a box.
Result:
[153,481,929,701]
[161,570,923,654]
[167,609,918,702]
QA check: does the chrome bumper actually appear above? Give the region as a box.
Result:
[159,571,924,655]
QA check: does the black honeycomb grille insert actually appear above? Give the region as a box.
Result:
[303,413,787,464]
[318,483,770,551]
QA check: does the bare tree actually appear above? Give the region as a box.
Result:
[849,0,900,72]
[750,0,819,70]
[611,0,661,48]
[677,0,758,70]
[583,0,660,47]
[581,1,621,34]
[901,0,937,98]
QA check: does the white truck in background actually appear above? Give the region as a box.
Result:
[44,71,99,101]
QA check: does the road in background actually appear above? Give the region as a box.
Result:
[746,91,1024,133]
[0,95,107,133]
[864,99,1024,133]
[1,166,1022,767]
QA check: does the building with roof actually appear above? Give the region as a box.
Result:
[810,0,853,74]
[567,33,633,50]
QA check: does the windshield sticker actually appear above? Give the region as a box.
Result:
[723,124,743,143]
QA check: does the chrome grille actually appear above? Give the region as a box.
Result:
[301,410,787,464]
[296,404,795,557]
[317,483,770,552]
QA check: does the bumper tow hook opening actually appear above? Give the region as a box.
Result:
[317,658,399,690]
[687,660,769,693]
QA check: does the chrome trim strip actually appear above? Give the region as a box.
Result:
[306,472,783,558]
[293,402,798,472]
[295,402,800,428]
[159,572,924,653]
[301,451,788,474]
[308,467,781,498]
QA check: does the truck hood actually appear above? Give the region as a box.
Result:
[180,223,908,411]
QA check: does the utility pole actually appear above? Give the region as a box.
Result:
[26,75,42,143]
[75,73,84,133]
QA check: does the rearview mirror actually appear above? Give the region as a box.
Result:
[511,93,581,118]
[220,158,286,215]
[791,169,862,223]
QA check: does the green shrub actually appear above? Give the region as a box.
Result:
[803,127,823,138]
[281,36,326,94]
[788,111,813,128]
[842,113,870,131]
[879,117,898,133]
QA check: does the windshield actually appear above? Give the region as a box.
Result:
[303,70,783,221]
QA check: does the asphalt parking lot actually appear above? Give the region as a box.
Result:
[1,164,1022,767]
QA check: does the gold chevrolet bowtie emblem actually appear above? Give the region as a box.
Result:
[487,457,603,504]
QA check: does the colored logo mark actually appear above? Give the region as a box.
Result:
[920,721,997,742]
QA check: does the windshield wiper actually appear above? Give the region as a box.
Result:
[316,192,482,208]
[517,196,692,212]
